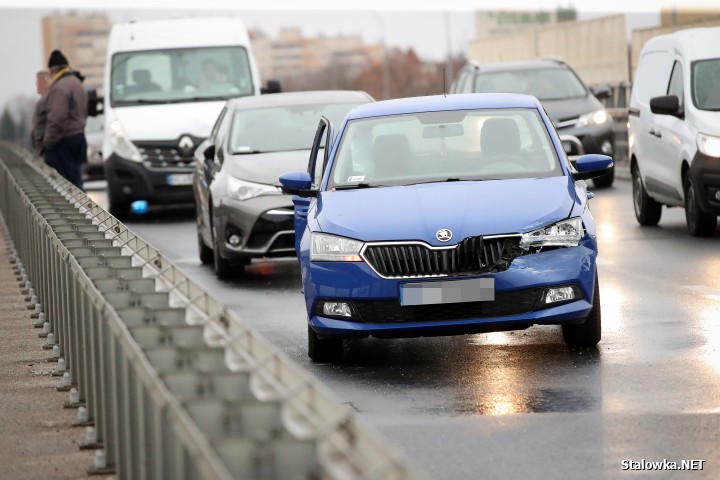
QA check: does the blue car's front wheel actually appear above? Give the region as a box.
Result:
[308,326,344,362]
[562,274,601,347]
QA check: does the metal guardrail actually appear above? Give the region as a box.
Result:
[0,142,419,480]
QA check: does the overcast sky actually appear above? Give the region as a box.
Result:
[0,0,685,112]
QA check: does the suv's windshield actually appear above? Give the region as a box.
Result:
[692,58,720,111]
[328,108,561,189]
[111,46,253,106]
[474,67,587,100]
[229,102,361,154]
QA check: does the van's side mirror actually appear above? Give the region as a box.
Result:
[590,85,612,100]
[86,89,104,117]
[261,79,282,94]
[650,95,683,118]
[203,144,215,161]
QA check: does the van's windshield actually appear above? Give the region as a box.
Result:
[692,58,720,111]
[111,46,253,106]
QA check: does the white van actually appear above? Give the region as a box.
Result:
[102,18,268,218]
[629,27,720,236]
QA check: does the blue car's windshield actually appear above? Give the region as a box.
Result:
[328,108,562,189]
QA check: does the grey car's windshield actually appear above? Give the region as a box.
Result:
[692,58,720,111]
[229,102,360,154]
[328,108,562,189]
[111,46,253,106]
[474,68,587,100]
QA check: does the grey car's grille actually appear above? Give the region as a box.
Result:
[554,117,579,129]
[361,235,522,278]
[136,144,195,170]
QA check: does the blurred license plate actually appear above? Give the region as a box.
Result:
[167,174,193,186]
[399,277,494,306]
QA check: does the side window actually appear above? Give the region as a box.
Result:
[634,51,674,104]
[667,60,684,109]
[461,71,476,93]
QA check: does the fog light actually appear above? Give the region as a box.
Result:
[228,234,241,247]
[601,140,613,155]
[322,302,352,317]
[130,200,148,215]
[544,286,576,304]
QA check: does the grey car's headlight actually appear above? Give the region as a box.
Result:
[227,176,281,201]
[108,119,142,162]
[311,233,364,262]
[575,109,609,128]
[697,133,720,158]
[520,217,584,250]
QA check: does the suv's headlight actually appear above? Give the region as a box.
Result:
[697,133,720,158]
[520,217,584,250]
[311,233,364,262]
[108,119,142,162]
[227,176,281,201]
[575,109,609,127]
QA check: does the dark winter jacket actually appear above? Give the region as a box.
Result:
[42,70,87,150]
[31,94,48,153]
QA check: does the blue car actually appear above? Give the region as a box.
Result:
[279,93,613,362]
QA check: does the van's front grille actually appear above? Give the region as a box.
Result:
[135,137,203,170]
[361,235,522,278]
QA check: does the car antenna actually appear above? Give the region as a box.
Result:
[443,67,447,98]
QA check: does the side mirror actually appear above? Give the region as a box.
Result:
[203,144,215,161]
[261,79,282,94]
[86,89,104,117]
[650,95,683,118]
[279,171,317,197]
[572,154,613,181]
[590,85,612,100]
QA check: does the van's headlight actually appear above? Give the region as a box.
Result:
[311,233,363,262]
[108,119,142,162]
[576,109,609,127]
[520,217,584,250]
[697,133,720,158]
[226,177,281,201]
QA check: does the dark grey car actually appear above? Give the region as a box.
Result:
[451,58,616,188]
[192,90,373,279]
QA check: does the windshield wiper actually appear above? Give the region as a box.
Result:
[333,183,379,190]
[232,149,266,155]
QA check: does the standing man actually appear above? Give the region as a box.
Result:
[42,49,87,190]
[31,70,51,156]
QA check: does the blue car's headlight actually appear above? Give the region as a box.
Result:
[311,233,364,262]
[519,217,583,250]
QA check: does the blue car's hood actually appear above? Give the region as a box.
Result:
[315,177,576,245]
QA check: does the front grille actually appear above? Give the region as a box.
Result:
[246,211,294,248]
[362,236,522,278]
[136,142,197,170]
[317,288,544,323]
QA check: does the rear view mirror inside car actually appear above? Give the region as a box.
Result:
[423,124,465,139]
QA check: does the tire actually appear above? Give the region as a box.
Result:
[632,163,662,226]
[592,164,614,188]
[684,175,717,237]
[563,274,601,347]
[198,230,213,264]
[308,325,344,362]
[212,224,234,279]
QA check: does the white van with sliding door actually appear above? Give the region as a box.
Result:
[103,18,276,219]
[629,27,720,236]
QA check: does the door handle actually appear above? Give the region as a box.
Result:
[649,128,662,138]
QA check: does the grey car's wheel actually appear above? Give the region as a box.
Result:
[563,275,601,347]
[684,175,717,237]
[196,207,213,264]
[592,164,614,188]
[308,326,344,362]
[632,163,662,226]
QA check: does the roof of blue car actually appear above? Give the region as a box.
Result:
[346,93,542,120]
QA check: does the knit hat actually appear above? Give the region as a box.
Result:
[48,50,69,68]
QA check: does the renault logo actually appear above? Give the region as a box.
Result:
[178,135,195,155]
[436,229,453,242]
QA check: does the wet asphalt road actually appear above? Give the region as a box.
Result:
[87,180,720,479]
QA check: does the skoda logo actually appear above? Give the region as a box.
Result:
[436,229,453,242]
[178,135,195,155]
